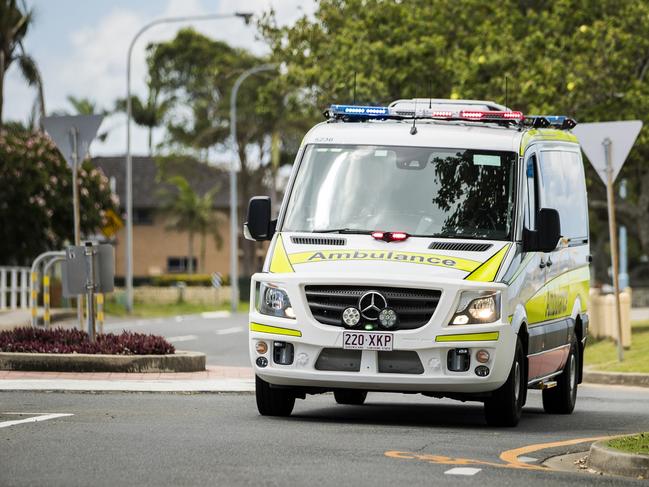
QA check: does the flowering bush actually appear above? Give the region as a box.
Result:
[0,125,118,265]
[0,327,175,355]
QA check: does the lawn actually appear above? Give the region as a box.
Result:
[607,433,649,456]
[104,299,249,318]
[585,321,649,373]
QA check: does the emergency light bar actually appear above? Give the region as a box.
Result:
[327,104,524,123]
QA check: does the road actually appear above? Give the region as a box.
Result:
[103,312,250,366]
[1,384,648,486]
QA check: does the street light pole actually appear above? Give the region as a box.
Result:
[125,12,253,312]
[229,63,277,313]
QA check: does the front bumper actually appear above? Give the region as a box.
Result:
[249,272,515,394]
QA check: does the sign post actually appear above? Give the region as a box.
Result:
[573,121,643,361]
[43,115,104,329]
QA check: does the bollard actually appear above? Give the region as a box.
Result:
[96,293,104,335]
[30,272,38,326]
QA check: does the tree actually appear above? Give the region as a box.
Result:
[0,124,118,265]
[65,96,103,116]
[115,85,171,156]
[0,0,45,126]
[158,175,223,274]
[261,0,649,284]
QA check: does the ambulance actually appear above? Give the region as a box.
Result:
[244,99,590,426]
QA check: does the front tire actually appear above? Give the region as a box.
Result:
[334,389,367,405]
[542,336,579,414]
[255,375,295,417]
[484,338,526,427]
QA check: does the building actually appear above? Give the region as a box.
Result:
[94,156,232,280]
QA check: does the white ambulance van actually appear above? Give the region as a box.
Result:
[244,99,590,426]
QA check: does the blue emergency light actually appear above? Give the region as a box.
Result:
[329,104,391,118]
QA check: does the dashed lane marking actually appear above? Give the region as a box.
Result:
[214,326,244,335]
[444,467,482,476]
[0,413,73,429]
[167,335,198,343]
[202,311,231,319]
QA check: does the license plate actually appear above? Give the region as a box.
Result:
[343,331,393,351]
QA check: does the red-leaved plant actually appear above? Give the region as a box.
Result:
[0,327,175,355]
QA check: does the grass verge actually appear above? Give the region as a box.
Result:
[104,299,249,318]
[607,433,649,456]
[585,321,649,373]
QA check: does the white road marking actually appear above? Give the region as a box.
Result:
[0,413,73,429]
[174,316,184,323]
[444,467,482,476]
[518,456,538,463]
[167,334,198,343]
[214,326,244,335]
[202,311,231,319]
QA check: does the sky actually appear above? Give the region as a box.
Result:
[4,0,315,157]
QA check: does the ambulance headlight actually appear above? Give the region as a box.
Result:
[257,283,295,319]
[451,291,501,325]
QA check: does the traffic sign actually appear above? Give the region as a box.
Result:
[572,121,642,184]
[42,114,104,167]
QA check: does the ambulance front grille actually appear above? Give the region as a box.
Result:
[304,286,441,330]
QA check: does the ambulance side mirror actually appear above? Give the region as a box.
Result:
[244,196,275,241]
[523,208,561,253]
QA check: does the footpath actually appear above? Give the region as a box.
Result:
[0,365,254,392]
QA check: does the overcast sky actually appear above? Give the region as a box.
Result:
[5,0,314,157]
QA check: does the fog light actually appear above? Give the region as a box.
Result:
[342,307,361,327]
[476,349,490,363]
[475,365,490,377]
[255,341,268,355]
[256,356,268,368]
[378,308,398,328]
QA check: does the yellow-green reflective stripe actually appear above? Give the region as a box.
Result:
[465,244,511,282]
[250,322,302,337]
[435,331,500,342]
[269,234,294,273]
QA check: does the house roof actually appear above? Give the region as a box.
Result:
[93,156,230,209]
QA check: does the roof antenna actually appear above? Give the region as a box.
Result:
[505,75,509,109]
[353,72,357,105]
[428,80,432,109]
[410,98,418,135]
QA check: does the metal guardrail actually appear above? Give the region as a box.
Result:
[0,266,30,310]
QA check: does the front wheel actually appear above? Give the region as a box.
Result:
[334,389,367,405]
[542,336,579,414]
[484,338,526,427]
[255,375,295,417]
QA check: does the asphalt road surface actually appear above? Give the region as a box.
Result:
[103,311,250,366]
[2,384,648,486]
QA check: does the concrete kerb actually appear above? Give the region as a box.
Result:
[584,370,649,388]
[588,440,649,479]
[0,350,205,373]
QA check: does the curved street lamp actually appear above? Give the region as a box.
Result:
[229,63,278,312]
[124,12,253,311]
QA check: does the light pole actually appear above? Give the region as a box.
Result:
[124,12,253,312]
[229,63,277,313]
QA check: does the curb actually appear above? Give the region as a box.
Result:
[584,370,649,388]
[0,378,254,393]
[0,350,205,373]
[588,440,649,479]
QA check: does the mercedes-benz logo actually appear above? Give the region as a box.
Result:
[358,291,387,321]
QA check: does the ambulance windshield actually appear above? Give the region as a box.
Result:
[282,144,516,240]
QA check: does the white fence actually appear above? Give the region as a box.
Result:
[0,267,30,310]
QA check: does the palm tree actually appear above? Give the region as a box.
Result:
[0,0,45,127]
[160,175,223,274]
[116,83,170,156]
[66,95,102,116]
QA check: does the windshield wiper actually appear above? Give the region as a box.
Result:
[311,228,374,235]
[415,233,488,240]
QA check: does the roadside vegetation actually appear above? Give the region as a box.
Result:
[607,433,649,456]
[0,327,174,355]
[585,321,649,373]
[104,298,249,318]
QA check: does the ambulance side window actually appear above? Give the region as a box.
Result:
[524,154,537,230]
